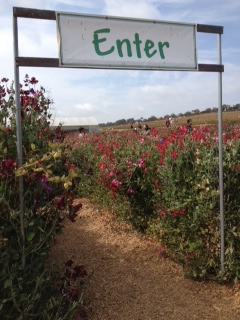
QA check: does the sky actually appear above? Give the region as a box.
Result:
[0,0,240,124]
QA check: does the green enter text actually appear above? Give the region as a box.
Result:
[92,28,170,59]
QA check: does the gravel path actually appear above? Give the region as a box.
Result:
[51,199,240,320]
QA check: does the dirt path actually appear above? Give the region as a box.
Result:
[51,199,240,320]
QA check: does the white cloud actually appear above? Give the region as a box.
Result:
[57,0,103,10]
[104,0,161,19]
[74,103,93,111]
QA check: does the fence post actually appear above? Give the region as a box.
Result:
[13,13,25,269]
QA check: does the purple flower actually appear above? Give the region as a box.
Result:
[159,138,164,144]
[41,177,47,187]
[41,177,52,193]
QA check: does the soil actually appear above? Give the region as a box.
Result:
[50,199,240,320]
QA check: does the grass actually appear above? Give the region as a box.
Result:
[102,110,240,131]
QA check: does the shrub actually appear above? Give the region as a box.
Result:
[68,125,240,282]
[0,76,86,319]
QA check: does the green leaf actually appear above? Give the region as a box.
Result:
[13,253,20,260]
[28,133,34,143]
[26,232,35,242]
[4,279,11,289]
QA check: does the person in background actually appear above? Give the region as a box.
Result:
[79,127,85,138]
[142,124,151,136]
[166,119,170,128]
[186,119,193,133]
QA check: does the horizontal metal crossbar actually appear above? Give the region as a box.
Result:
[15,57,224,72]
[13,7,56,20]
[197,24,223,34]
[13,7,224,35]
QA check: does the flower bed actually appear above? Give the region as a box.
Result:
[0,76,87,319]
[67,124,240,282]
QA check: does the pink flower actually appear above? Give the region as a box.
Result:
[127,188,137,195]
[111,179,121,188]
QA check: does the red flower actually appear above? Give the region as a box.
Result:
[5,127,11,135]
[171,150,178,159]
[72,289,78,298]
[179,208,185,215]
[173,210,178,217]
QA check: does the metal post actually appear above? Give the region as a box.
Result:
[217,33,224,274]
[13,14,25,268]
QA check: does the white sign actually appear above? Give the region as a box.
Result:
[56,13,197,70]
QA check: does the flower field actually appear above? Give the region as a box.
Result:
[1,75,240,318]
[0,76,87,319]
[67,123,240,282]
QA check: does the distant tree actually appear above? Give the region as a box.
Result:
[232,104,240,110]
[178,113,183,117]
[212,107,218,112]
[127,118,135,124]
[147,115,157,121]
[106,122,114,127]
[204,108,212,113]
[116,119,127,125]
[170,113,176,118]
[192,109,200,114]
[164,114,170,119]
[184,111,192,116]
[235,103,240,108]
[222,104,230,110]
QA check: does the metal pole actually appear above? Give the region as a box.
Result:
[217,33,224,274]
[13,13,25,268]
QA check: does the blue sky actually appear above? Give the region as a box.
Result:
[1,0,240,123]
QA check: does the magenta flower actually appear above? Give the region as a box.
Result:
[111,179,121,188]
[109,171,114,177]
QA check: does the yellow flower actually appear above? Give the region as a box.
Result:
[64,181,72,189]
[15,168,27,176]
[53,151,61,159]
[34,167,44,172]
[48,176,61,183]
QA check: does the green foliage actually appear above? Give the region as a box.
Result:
[0,76,86,319]
[68,126,240,282]
[151,133,240,281]
[0,218,85,319]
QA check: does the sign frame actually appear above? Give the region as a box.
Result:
[56,12,198,71]
[12,7,224,273]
